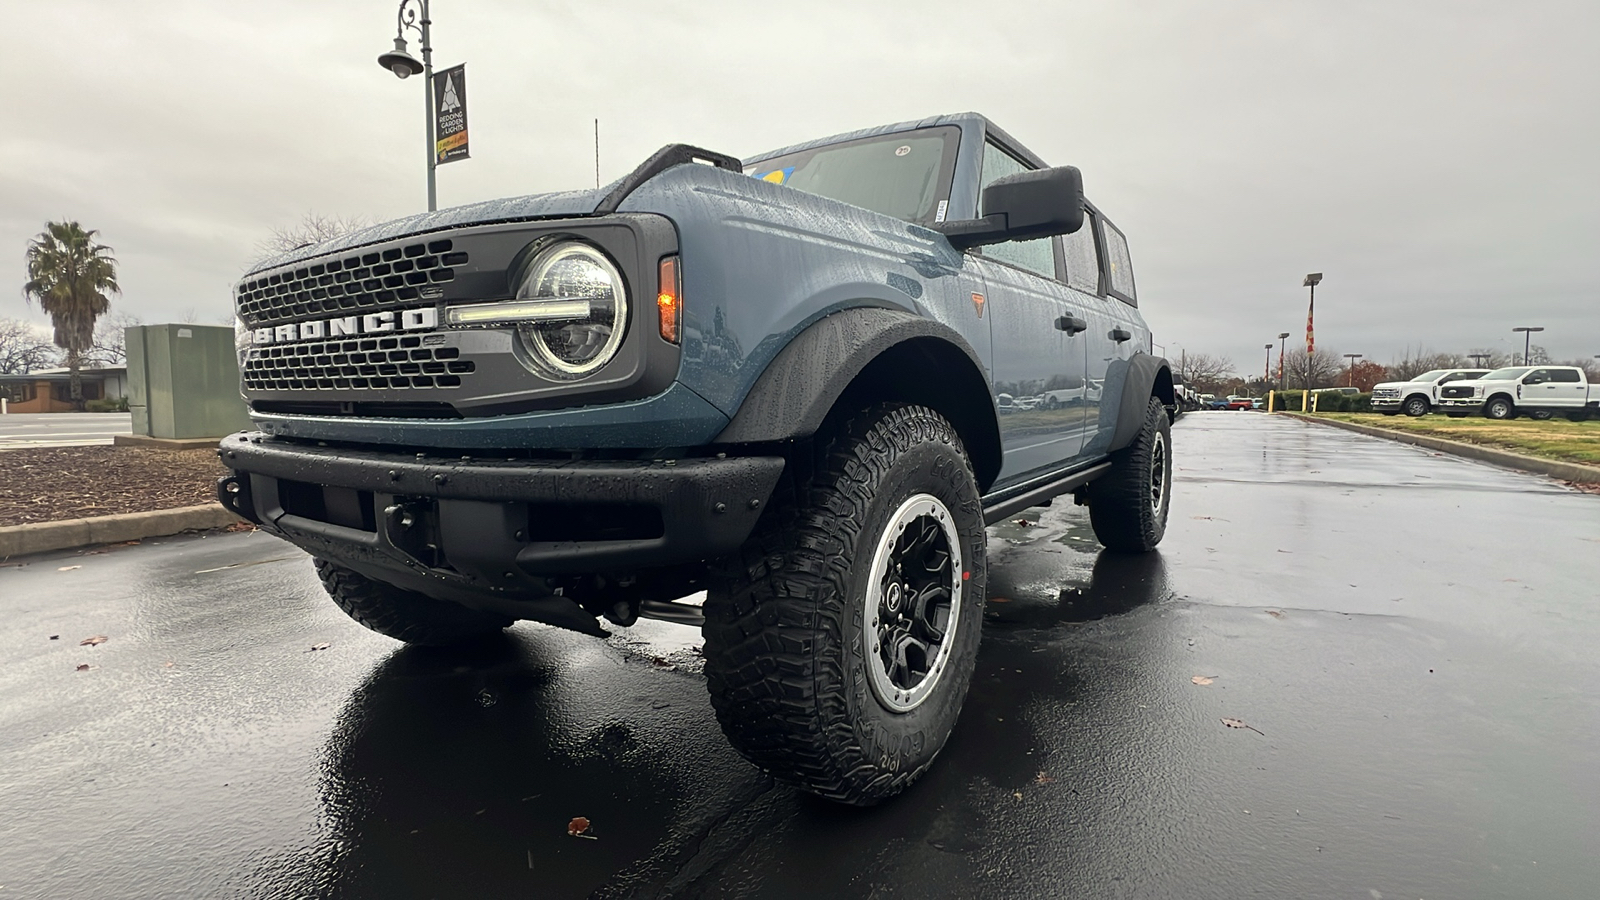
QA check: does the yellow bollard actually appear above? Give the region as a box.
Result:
[1312,391,1320,413]
[1301,388,1309,413]
[1268,390,1275,413]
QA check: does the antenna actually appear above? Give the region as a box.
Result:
[594,118,600,189]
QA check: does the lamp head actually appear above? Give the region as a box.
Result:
[1278,332,1291,339]
[1303,273,1323,287]
[378,37,424,79]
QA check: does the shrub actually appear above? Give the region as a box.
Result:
[85,397,129,413]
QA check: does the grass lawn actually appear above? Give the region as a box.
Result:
[1313,412,1600,466]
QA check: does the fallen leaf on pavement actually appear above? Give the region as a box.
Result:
[75,663,93,672]
[567,817,593,838]
[987,596,1011,603]
[1012,518,1034,527]
[49,635,60,640]
[80,635,108,646]
[307,643,330,652]
[1191,675,1215,685]
[1221,717,1266,736]
[1034,772,1055,784]
[1265,610,1284,619]
[58,565,81,572]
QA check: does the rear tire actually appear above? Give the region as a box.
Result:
[1484,397,1515,420]
[1529,409,1554,421]
[1403,396,1430,417]
[1088,396,1173,553]
[702,404,986,806]
[314,559,512,646]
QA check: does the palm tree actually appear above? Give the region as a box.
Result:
[22,221,120,408]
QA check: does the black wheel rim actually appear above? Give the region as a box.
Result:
[862,494,962,713]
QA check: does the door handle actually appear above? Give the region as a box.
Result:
[1110,328,1132,343]
[1054,315,1088,335]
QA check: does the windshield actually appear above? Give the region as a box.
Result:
[1484,367,1531,380]
[747,127,959,225]
[1411,370,1447,383]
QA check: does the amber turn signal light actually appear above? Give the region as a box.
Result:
[657,256,681,344]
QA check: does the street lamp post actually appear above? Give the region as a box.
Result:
[1511,326,1544,365]
[1343,353,1363,387]
[377,0,436,212]
[1467,352,1491,368]
[1264,344,1273,386]
[1277,332,1290,391]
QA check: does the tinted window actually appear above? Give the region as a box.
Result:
[748,127,958,225]
[1549,368,1582,383]
[1484,367,1530,380]
[1441,371,1487,383]
[1101,221,1136,303]
[1063,212,1100,293]
[979,141,1055,277]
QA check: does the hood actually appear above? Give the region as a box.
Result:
[247,186,611,275]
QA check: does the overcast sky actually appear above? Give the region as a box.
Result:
[4,0,1597,373]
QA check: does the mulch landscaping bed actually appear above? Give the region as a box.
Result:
[0,446,227,527]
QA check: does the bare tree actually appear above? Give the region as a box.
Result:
[1282,346,1343,390]
[1387,345,1467,382]
[0,317,60,374]
[83,311,142,367]
[1176,352,1236,393]
[253,212,369,268]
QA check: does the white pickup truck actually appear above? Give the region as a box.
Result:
[1371,368,1489,417]
[1436,366,1598,420]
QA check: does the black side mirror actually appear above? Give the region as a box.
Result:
[932,166,1085,250]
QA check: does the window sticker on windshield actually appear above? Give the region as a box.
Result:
[935,199,948,223]
[894,145,911,157]
[757,167,794,184]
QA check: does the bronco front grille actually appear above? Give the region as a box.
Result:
[242,334,476,392]
[237,238,468,327]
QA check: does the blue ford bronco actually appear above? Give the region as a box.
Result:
[220,113,1174,804]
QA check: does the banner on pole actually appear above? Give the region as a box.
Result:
[433,64,469,165]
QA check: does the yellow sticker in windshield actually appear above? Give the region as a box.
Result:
[757,167,793,184]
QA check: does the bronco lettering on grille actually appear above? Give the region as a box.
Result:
[251,308,439,346]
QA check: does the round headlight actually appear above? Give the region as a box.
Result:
[515,241,627,378]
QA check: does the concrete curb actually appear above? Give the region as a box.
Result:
[0,503,244,560]
[1282,413,1600,485]
[112,435,226,451]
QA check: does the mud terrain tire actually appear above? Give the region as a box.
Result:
[315,559,512,646]
[1088,396,1172,552]
[702,404,986,806]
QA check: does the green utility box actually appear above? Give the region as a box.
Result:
[126,324,250,439]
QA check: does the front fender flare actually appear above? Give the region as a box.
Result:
[715,306,987,443]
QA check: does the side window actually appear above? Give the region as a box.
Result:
[1062,212,1100,294]
[979,141,1055,278]
[1523,369,1550,384]
[1550,369,1581,383]
[1101,221,1137,304]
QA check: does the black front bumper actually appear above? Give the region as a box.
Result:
[218,433,784,596]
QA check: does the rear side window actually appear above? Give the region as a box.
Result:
[1101,221,1137,305]
[1062,212,1100,294]
[1549,368,1582,383]
[979,141,1056,278]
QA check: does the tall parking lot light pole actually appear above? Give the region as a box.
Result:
[1264,344,1273,385]
[1512,326,1544,365]
[377,0,436,211]
[1303,273,1322,355]
[1468,352,1491,368]
[1277,332,1290,391]
[1343,353,1363,387]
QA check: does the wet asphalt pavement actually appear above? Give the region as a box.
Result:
[2,412,1598,899]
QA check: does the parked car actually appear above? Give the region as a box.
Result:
[1436,366,1596,420]
[1225,395,1254,410]
[1370,369,1491,417]
[219,112,1175,805]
